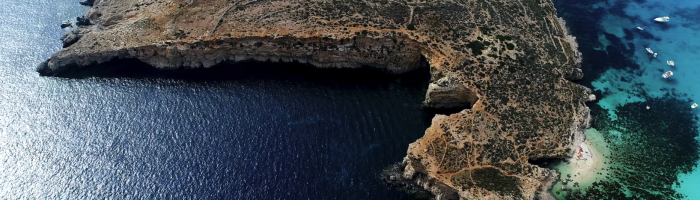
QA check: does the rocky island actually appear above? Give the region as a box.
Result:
[40,0,592,199]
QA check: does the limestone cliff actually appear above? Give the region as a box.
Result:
[41,0,591,199]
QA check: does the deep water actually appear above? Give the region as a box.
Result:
[553,0,700,198]
[0,1,433,199]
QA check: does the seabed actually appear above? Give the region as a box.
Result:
[551,129,611,199]
[552,0,700,198]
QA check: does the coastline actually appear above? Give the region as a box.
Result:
[44,0,593,199]
[545,8,593,199]
[551,128,611,198]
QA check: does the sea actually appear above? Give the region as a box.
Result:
[0,0,434,199]
[2,0,700,199]
[551,0,700,198]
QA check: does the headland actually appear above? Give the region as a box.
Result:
[41,0,592,199]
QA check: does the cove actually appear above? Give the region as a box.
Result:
[1,5,437,195]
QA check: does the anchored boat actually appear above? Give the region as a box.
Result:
[662,71,673,79]
[637,26,644,30]
[654,16,670,22]
[667,60,675,66]
[692,103,698,109]
[646,47,654,54]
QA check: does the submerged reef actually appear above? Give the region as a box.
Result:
[563,96,700,199]
[41,0,590,199]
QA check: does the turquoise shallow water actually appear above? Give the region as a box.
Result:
[554,0,700,198]
[678,160,700,199]
[3,0,699,198]
[593,0,700,198]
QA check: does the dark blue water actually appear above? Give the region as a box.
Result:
[0,1,432,199]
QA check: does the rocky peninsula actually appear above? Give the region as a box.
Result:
[40,0,592,199]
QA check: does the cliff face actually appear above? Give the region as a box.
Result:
[42,0,591,199]
[40,0,430,75]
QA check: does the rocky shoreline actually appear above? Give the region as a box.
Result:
[382,161,459,200]
[42,0,592,199]
[38,35,425,76]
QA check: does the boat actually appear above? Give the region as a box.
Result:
[654,16,670,22]
[692,103,698,109]
[662,71,673,79]
[637,26,644,30]
[667,60,675,66]
[654,53,657,58]
[646,47,654,54]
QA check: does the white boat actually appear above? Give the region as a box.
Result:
[662,71,673,79]
[646,47,654,54]
[667,60,675,66]
[654,53,658,58]
[655,16,670,22]
[637,26,644,30]
[692,103,698,109]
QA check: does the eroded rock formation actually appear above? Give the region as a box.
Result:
[40,0,592,199]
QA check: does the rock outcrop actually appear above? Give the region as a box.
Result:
[40,0,591,199]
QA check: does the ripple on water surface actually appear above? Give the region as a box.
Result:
[0,1,434,199]
[2,61,436,199]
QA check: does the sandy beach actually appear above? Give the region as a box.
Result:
[551,128,611,197]
[566,141,605,184]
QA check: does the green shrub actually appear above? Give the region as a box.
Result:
[466,41,485,55]
[497,35,513,41]
[506,43,515,50]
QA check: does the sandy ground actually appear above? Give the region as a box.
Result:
[566,142,604,184]
[551,128,611,197]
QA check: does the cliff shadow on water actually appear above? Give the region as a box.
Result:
[32,57,449,199]
[46,57,441,117]
[47,58,426,84]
